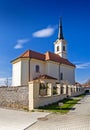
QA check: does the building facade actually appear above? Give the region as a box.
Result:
[12,18,75,86]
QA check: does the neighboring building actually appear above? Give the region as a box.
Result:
[11,18,75,86]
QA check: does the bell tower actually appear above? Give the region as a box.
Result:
[54,18,67,59]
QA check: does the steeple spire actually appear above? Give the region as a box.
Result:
[58,17,64,40]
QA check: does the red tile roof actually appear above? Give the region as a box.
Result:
[19,50,45,61]
[45,51,75,67]
[11,50,45,62]
[12,49,75,67]
[82,84,90,87]
[33,74,57,80]
[75,82,82,87]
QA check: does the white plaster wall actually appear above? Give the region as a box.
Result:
[12,58,75,86]
[54,39,67,58]
[12,61,21,86]
[30,59,45,81]
[60,65,75,84]
[21,59,29,85]
[46,61,75,84]
[12,59,46,86]
[46,61,59,80]
[38,94,66,107]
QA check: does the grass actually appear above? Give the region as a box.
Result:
[75,93,86,98]
[38,94,86,114]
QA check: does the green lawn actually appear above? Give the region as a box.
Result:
[38,94,86,114]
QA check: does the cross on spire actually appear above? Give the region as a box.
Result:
[58,17,64,40]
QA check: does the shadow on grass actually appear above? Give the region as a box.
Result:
[38,98,79,113]
[38,94,86,113]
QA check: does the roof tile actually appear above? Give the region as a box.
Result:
[19,50,45,61]
[33,74,57,80]
[45,51,75,67]
[12,50,75,67]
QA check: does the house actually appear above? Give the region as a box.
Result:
[11,18,75,86]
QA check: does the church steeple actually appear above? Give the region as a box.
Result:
[54,18,67,59]
[58,17,64,40]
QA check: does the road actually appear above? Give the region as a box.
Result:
[0,108,49,130]
[27,93,90,130]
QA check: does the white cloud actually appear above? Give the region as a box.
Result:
[14,39,29,49]
[32,26,55,38]
[76,62,90,69]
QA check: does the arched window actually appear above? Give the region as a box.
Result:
[63,46,65,51]
[36,65,40,73]
[60,73,63,80]
[57,46,59,51]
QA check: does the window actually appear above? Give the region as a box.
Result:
[60,73,63,80]
[63,46,65,51]
[57,46,59,51]
[36,65,39,73]
[61,86,64,94]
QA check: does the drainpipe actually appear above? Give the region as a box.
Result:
[59,63,61,83]
[29,58,31,82]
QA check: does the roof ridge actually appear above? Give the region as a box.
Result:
[12,49,75,67]
[19,50,30,58]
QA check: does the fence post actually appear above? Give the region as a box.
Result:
[28,80,39,110]
[56,84,61,95]
[47,83,52,96]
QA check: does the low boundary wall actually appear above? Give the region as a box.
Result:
[28,81,85,110]
[0,86,29,110]
[0,81,85,110]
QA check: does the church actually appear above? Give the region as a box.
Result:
[11,18,75,86]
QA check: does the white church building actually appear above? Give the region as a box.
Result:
[12,18,75,86]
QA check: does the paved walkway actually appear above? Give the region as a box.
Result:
[0,108,49,130]
[27,93,90,130]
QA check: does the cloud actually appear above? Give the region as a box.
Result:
[76,62,90,69]
[32,26,55,38]
[14,39,29,49]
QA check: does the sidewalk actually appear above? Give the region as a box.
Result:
[27,93,90,130]
[0,108,49,130]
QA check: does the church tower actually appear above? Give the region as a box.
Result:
[54,18,67,59]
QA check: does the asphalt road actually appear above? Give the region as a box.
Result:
[27,93,90,130]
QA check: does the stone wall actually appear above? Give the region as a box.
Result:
[0,81,85,111]
[0,86,29,110]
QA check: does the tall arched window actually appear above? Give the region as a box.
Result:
[57,46,59,51]
[63,46,65,51]
[36,65,40,73]
[60,73,63,80]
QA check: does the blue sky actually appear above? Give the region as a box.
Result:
[0,0,90,85]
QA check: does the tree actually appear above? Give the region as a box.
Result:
[4,78,11,87]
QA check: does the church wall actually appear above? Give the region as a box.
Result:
[12,61,21,86]
[30,59,45,80]
[60,64,75,84]
[46,61,59,80]
[21,59,29,85]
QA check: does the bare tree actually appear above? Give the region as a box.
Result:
[4,78,11,87]
[4,78,9,87]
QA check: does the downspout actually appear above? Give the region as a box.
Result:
[59,63,61,83]
[29,58,31,82]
